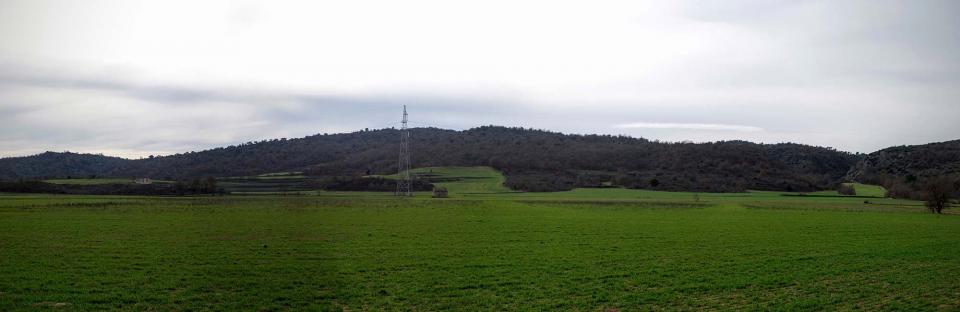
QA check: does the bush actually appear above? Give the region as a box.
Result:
[432,186,449,198]
[502,170,577,192]
[837,184,856,196]
[885,182,915,199]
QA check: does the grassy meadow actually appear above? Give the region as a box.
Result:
[1,168,959,310]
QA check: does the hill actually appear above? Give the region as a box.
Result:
[0,152,128,180]
[0,126,862,192]
[846,139,960,183]
[845,139,960,199]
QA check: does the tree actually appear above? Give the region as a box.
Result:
[923,178,953,214]
[954,178,960,199]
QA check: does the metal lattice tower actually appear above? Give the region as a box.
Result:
[396,105,412,197]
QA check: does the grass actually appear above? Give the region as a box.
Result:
[1,167,957,310]
[848,183,888,197]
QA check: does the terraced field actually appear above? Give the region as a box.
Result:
[408,166,513,194]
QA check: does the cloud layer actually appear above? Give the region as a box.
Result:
[1,0,959,158]
[615,123,763,132]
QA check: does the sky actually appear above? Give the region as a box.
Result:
[1,0,958,158]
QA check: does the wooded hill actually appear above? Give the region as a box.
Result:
[845,139,960,199]
[0,126,868,192]
[846,139,960,183]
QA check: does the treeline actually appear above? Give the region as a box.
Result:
[307,176,433,192]
[873,175,960,199]
[869,174,960,212]
[1,126,862,192]
[216,176,434,193]
[0,179,223,196]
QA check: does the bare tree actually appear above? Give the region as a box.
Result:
[923,178,953,214]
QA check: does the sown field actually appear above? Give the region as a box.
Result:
[1,168,958,310]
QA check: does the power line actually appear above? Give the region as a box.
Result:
[396,105,412,197]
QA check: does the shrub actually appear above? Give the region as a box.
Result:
[885,183,915,199]
[837,184,856,196]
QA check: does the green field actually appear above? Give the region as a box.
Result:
[2,168,958,310]
[847,183,888,197]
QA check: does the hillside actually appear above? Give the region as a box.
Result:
[845,139,960,189]
[0,152,128,181]
[0,126,862,192]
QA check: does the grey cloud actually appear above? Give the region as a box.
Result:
[0,63,523,119]
[1,59,958,157]
[0,64,232,104]
[0,65,532,157]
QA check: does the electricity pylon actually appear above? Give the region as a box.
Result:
[396,105,412,197]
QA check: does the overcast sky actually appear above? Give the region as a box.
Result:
[1,0,958,158]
